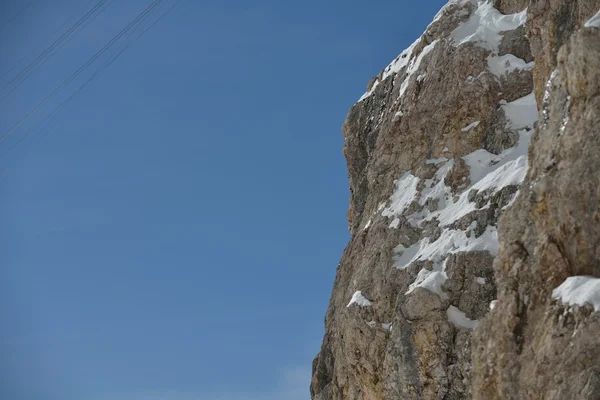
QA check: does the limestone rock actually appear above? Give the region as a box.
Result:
[312,1,600,398]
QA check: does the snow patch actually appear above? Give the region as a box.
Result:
[487,54,534,78]
[398,40,439,101]
[490,300,497,310]
[417,120,533,228]
[451,2,526,51]
[406,262,449,299]
[382,172,420,223]
[585,9,600,28]
[347,291,374,307]
[476,277,486,285]
[502,92,538,130]
[358,38,420,102]
[419,160,453,207]
[461,120,481,132]
[393,226,499,270]
[392,110,405,122]
[447,305,479,329]
[552,276,600,312]
[426,156,449,165]
[431,0,474,25]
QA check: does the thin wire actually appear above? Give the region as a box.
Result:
[0,1,181,183]
[0,0,165,145]
[0,0,112,99]
[0,2,32,34]
[0,0,97,82]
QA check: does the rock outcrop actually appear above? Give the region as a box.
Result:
[312,1,600,399]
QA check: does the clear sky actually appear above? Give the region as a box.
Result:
[0,1,446,399]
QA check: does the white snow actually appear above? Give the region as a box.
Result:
[347,291,374,307]
[381,322,393,331]
[393,226,499,270]
[363,219,372,230]
[476,277,486,285]
[451,2,526,51]
[552,276,600,312]
[358,38,420,102]
[465,146,529,193]
[585,9,600,28]
[431,0,473,25]
[419,160,453,207]
[461,120,481,132]
[490,300,497,310]
[413,114,533,228]
[382,172,420,223]
[392,110,405,122]
[487,54,534,78]
[502,190,519,209]
[426,156,449,165]
[398,40,439,101]
[502,92,538,130]
[406,260,449,299]
[447,305,479,329]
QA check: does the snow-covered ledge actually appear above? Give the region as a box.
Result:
[552,276,600,312]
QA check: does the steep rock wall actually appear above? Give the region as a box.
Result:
[312,1,600,399]
[472,1,600,399]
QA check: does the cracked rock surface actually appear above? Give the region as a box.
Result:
[312,0,600,399]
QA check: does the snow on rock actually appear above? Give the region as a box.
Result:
[398,40,439,102]
[487,54,534,78]
[406,261,449,299]
[502,92,538,130]
[450,2,526,51]
[490,300,497,310]
[431,0,473,25]
[585,9,600,28]
[347,291,374,307]
[392,111,405,122]
[419,160,453,206]
[447,305,479,329]
[426,156,449,165]
[552,276,600,312]
[382,172,420,227]
[363,219,372,231]
[461,120,481,132]
[393,226,499,270]
[381,322,392,331]
[405,106,534,228]
[358,39,420,102]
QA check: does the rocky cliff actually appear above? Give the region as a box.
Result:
[311,1,600,399]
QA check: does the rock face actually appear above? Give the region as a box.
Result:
[311,1,600,399]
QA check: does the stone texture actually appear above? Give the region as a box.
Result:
[312,1,600,399]
[472,2,600,399]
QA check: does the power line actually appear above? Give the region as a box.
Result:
[0,0,167,146]
[0,0,97,82]
[0,2,32,33]
[0,0,181,182]
[0,0,114,101]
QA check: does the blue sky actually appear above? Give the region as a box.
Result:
[0,1,446,399]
